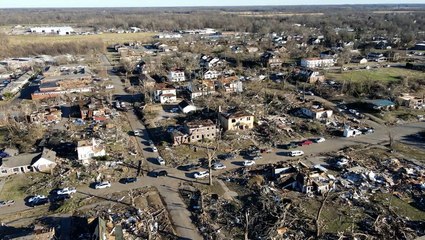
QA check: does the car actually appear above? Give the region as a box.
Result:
[134,130,141,136]
[95,181,111,189]
[148,140,154,145]
[152,146,158,152]
[30,198,49,207]
[28,195,49,207]
[0,200,15,207]
[56,187,77,195]
[51,194,71,202]
[251,155,262,160]
[194,171,209,179]
[289,150,304,157]
[28,195,48,203]
[298,140,313,146]
[283,142,298,149]
[177,164,201,171]
[150,170,168,177]
[119,177,137,184]
[312,137,326,143]
[157,156,165,165]
[217,153,236,160]
[243,160,255,166]
[212,163,226,170]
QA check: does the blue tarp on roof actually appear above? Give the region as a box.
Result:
[366,99,395,107]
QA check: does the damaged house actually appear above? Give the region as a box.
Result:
[28,107,62,124]
[153,83,177,104]
[80,98,112,121]
[0,148,57,177]
[77,138,106,164]
[219,110,254,131]
[279,164,335,195]
[172,119,218,145]
[188,80,216,99]
[217,76,243,93]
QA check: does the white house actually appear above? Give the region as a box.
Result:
[29,27,74,35]
[300,58,334,68]
[31,148,57,173]
[168,70,185,82]
[77,138,106,164]
[188,80,215,100]
[178,100,197,114]
[153,83,177,104]
[300,107,333,120]
[203,70,220,80]
[343,126,362,138]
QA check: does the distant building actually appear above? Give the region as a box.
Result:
[397,94,424,109]
[188,80,216,99]
[300,107,333,120]
[153,83,177,104]
[261,51,283,68]
[178,100,197,114]
[300,58,334,68]
[168,69,185,82]
[29,26,74,35]
[217,76,243,93]
[365,99,395,111]
[219,111,254,131]
[203,70,220,80]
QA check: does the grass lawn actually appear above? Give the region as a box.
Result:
[7,32,155,45]
[0,173,47,201]
[373,193,425,221]
[326,67,424,82]
[393,142,425,163]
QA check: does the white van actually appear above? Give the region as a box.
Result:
[289,150,304,157]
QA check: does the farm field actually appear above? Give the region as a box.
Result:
[326,67,424,82]
[7,32,155,45]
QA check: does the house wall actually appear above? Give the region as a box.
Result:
[219,115,254,131]
[0,165,32,177]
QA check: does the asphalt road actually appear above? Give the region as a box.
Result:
[1,55,424,239]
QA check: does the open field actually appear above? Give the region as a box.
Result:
[326,67,424,82]
[7,32,155,45]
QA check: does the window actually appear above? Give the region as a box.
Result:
[212,133,214,136]
[13,168,19,172]
[2,170,7,174]
[247,117,251,120]
[207,128,209,130]
[192,136,194,139]
[197,135,200,139]
[231,119,236,123]
[207,134,210,137]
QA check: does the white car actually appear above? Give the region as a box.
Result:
[134,130,141,136]
[95,182,111,189]
[212,163,226,170]
[313,137,326,143]
[157,157,165,165]
[289,150,304,157]
[194,171,209,179]
[152,146,158,152]
[243,160,255,166]
[57,187,77,195]
[28,195,47,203]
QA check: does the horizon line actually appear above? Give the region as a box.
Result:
[1,3,425,9]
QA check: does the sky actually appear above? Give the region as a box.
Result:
[0,0,424,8]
